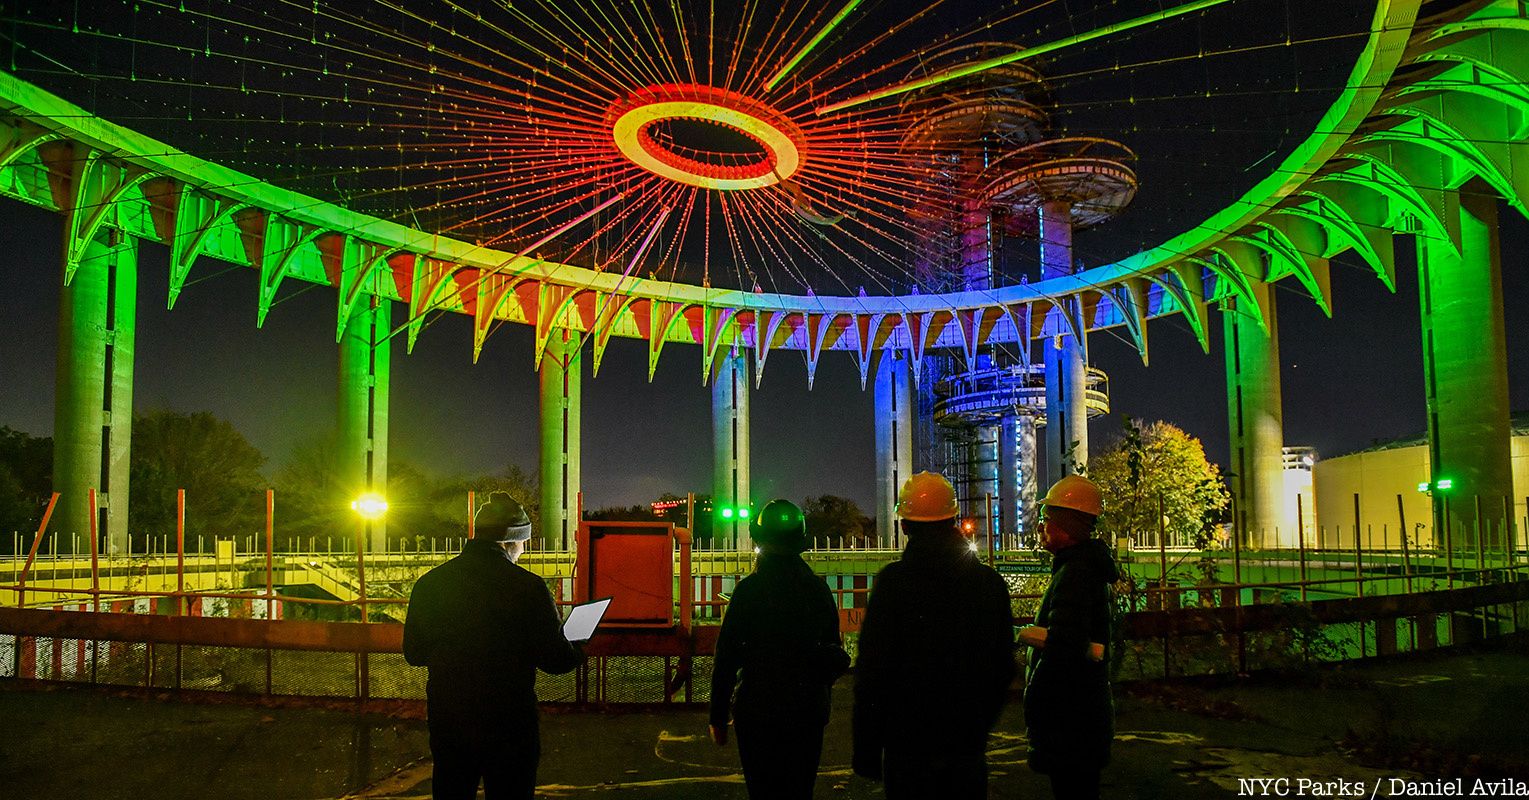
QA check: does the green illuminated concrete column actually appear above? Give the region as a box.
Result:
[338,295,390,551]
[1223,282,1285,549]
[873,350,914,545]
[713,350,750,548]
[53,229,136,554]
[1040,199,1087,486]
[539,329,581,550]
[1418,190,1512,551]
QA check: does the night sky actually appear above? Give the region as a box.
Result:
[4,1,1529,514]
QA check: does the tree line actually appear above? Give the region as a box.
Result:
[0,410,539,553]
[0,410,880,553]
[1,411,1229,555]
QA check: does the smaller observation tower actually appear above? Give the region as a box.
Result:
[899,45,1136,547]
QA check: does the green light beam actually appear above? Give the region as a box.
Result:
[815,0,1236,115]
[764,0,863,92]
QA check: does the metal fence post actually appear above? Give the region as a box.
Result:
[1157,494,1168,592]
[1232,513,1247,673]
[1381,523,1390,594]
[176,490,186,614]
[87,488,100,614]
[265,489,276,694]
[1297,516,1308,602]
[1353,494,1364,599]
[356,519,369,624]
[1515,496,1525,566]
[1232,517,1243,588]
[985,492,995,567]
[1474,495,1487,636]
[1474,495,1485,576]
[265,491,275,614]
[175,492,185,689]
[1499,497,1508,572]
[1444,495,1453,590]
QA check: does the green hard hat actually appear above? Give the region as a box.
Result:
[750,499,806,548]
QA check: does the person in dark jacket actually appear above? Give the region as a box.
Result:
[852,472,1016,799]
[1020,475,1120,800]
[403,492,582,800]
[710,498,850,799]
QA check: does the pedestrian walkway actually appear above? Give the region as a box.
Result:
[2,639,1524,799]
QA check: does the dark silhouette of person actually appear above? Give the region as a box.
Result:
[710,498,850,799]
[852,472,1017,799]
[1019,475,1119,800]
[403,492,582,800]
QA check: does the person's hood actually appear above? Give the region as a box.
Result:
[902,529,975,567]
[462,538,512,561]
[756,551,812,575]
[1052,537,1120,582]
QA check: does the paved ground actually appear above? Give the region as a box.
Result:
[2,639,1526,799]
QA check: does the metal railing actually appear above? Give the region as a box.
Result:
[3,563,1523,705]
[3,488,1527,704]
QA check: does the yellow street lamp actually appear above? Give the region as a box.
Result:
[351,492,389,520]
[349,492,388,623]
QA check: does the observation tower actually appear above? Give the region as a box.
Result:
[898,45,1136,545]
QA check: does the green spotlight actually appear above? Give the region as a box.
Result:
[721,507,734,519]
[738,508,750,519]
[1436,478,1454,491]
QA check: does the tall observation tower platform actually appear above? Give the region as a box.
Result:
[900,45,1136,546]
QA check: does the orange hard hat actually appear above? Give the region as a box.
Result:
[897,471,960,522]
[1040,475,1103,517]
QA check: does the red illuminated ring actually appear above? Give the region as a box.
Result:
[610,84,805,191]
